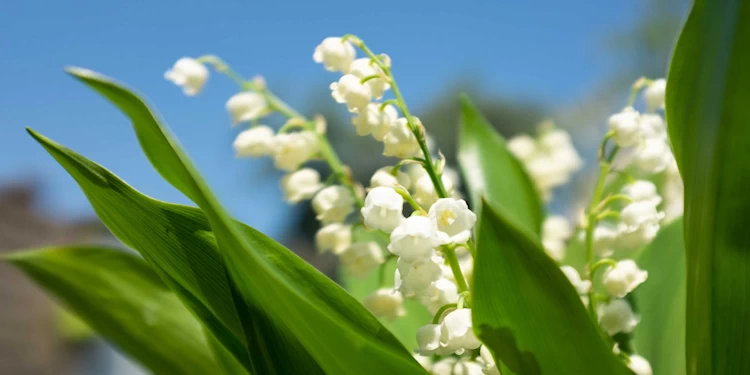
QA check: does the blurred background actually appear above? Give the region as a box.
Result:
[0,0,687,373]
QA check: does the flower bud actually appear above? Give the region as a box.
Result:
[369,166,410,189]
[312,185,355,224]
[226,92,267,124]
[560,266,591,295]
[363,288,405,320]
[313,37,356,73]
[272,131,319,171]
[280,168,323,203]
[164,57,209,96]
[352,103,398,140]
[628,355,653,375]
[603,259,648,298]
[330,74,371,113]
[383,117,422,158]
[233,125,275,157]
[315,223,352,254]
[428,198,476,244]
[598,299,639,335]
[608,107,641,147]
[644,78,666,112]
[389,216,444,262]
[361,187,404,233]
[339,241,384,277]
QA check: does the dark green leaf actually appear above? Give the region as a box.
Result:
[632,218,686,375]
[666,1,750,373]
[472,201,631,375]
[58,67,426,374]
[458,94,544,234]
[3,246,220,375]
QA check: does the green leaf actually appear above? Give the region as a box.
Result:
[666,1,750,373]
[458,94,544,235]
[632,218,686,375]
[472,201,631,374]
[58,67,426,374]
[3,246,220,375]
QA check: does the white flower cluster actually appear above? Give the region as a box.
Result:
[507,123,583,201]
[414,345,498,374]
[313,37,423,159]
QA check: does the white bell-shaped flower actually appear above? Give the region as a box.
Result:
[432,357,485,375]
[623,180,662,206]
[419,278,459,314]
[226,92,267,124]
[369,166,410,189]
[339,241,384,277]
[621,201,664,232]
[395,256,443,297]
[388,216,445,262]
[361,187,404,233]
[598,299,639,335]
[312,185,355,224]
[439,308,482,355]
[312,37,356,73]
[363,288,405,320]
[640,114,667,141]
[349,58,390,99]
[628,355,653,375]
[644,78,666,112]
[560,266,592,295]
[314,223,351,254]
[507,134,538,161]
[164,57,209,96]
[617,222,660,250]
[428,198,476,244]
[383,117,422,158]
[603,259,648,298]
[480,346,501,375]
[330,74,371,113]
[592,224,619,257]
[608,107,642,147]
[413,354,432,370]
[352,103,399,140]
[414,174,455,209]
[416,323,446,355]
[280,168,323,203]
[233,125,275,157]
[272,131,319,171]
[635,138,673,174]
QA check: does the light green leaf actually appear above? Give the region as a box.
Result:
[666,1,750,373]
[61,67,426,374]
[632,218,686,375]
[458,94,544,234]
[472,201,631,375]
[4,246,220,375]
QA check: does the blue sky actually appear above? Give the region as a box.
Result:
[1,0,639,238]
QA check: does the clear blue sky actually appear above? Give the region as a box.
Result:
[0,0,639,239]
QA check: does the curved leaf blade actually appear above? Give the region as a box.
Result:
[62,67,426,375]
[472,202,631,375]
[458,95,544,234]
[3,246,219,375]
[666,1,750,373]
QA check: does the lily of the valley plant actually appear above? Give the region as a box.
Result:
[7,3,750,373]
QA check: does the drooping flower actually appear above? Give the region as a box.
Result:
[560,265,592,295]
[640,114,667,141]
[439,308,482,355]
[164,57,209,96]
[383,117,422,158]
[314,223,351,254]
[369,166,410,189]
[233,125,275,157]
[617,200,664,249]
[416,324,447,355]
[361,187,404,233]
[349,58,390,99]
[603,259,648,298]
[644,78,666,112]
[352,103,399,140]
[330,74,371,113]
[312,185,355,224]
[414,174,455,209]
[634,138,673,174]
[226,92,267,124]
[627,355,654,375]
[272,131,319,171]
[363,288,405,320]
[608,107,641,147]
[428,198,476,244]
[419,278,459,314]
[339,241,384,277]
[388,216,445,262]
[280,168,323,203]
[313,37,356,73]
[431,357,485,375]
[598,299,639,335]
[622,180,662,206]
[395,256,443,297]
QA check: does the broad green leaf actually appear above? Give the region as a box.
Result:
[472,201,631,375]
[458,94,544,234]
[632,218,686,375]
[666,1,750,373]
[3,246,219,375]
[60,67,426,374]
